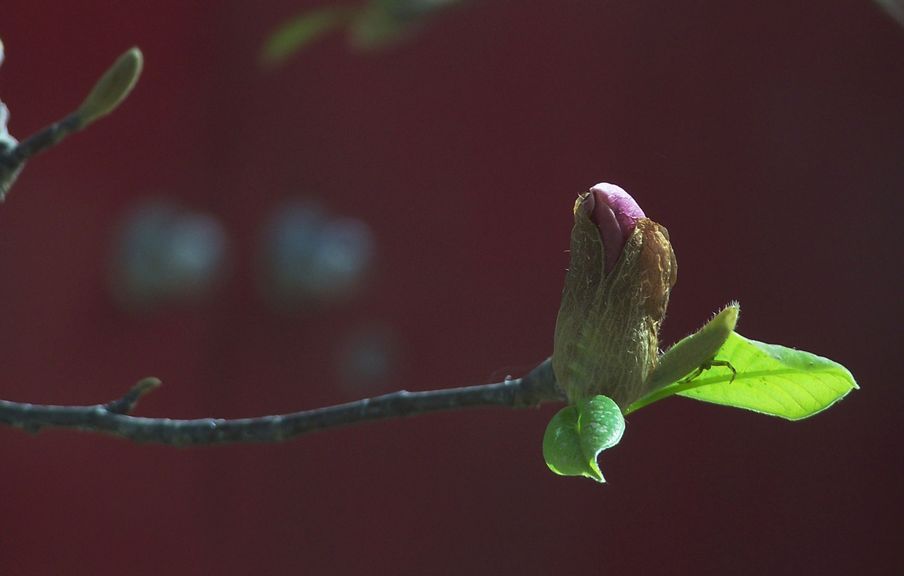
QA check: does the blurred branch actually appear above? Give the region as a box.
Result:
[0,359,564,445]
[261,0,467,65]
[0,47,142,200]
[875,0,904,28]
[262,6,355,65]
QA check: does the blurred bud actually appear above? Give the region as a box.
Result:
[553,183,677,408]
[111,201,229,308]
[0,102,16,151]
[0,38,22,200]
[0,102,23,201]
[260,201,375,310]
[76,47,143,127]
[2,46,144,201]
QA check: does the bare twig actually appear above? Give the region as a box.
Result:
[0,358,563,446]
[0,44,565,446]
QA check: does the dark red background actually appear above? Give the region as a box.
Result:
[1,2,902,574]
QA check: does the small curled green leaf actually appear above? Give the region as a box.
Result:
[543,395,625,482]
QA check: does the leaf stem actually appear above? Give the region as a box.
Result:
[624,370,734,415]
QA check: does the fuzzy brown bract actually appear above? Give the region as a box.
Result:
[553,191,677,409]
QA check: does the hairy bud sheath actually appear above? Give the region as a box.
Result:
[553,183,678,408]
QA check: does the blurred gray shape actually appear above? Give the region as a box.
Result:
[111,201,229,308]
[335,323,401,397]
[876,0,904,27]
[260,201,375,310]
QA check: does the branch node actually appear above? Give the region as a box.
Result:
[512,358,563,407]
[105,377,162,415]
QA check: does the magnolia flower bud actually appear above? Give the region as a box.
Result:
[582,183,646,274]
[553,183,677,408]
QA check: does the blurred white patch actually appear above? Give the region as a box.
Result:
[259,200,375,311]
[111,200,229,309]
[876,0,904,27]
[335,323,402,397]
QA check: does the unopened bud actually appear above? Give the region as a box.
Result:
[553,183,677,408]
[580,183,646,275]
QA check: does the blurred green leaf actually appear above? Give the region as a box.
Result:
[262,8,351,65]
[543,395,625,482]
[348,0,463,50]
[263,0,465,60]
[348,0,422,50]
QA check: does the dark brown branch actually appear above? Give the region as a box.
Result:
[12,112,85,163]
[0,358,564,446]
[0,112,85,200]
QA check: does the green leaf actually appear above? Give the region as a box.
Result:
[76,48,143,126]
[647,332,858,420]
[543,395,625,482]
[261,8,350,65]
